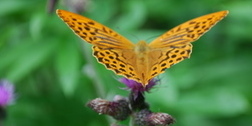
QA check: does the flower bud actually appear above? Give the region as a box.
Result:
[134,109,175,126]
[87,96,131,121]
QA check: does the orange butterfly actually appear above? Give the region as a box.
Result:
[56,9,228,86]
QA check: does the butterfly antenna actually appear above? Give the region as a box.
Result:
[155,75,168,89]
[115,26,140,43]
[146,35,157,42]
[145,33,162,42]
[130,34,140,43]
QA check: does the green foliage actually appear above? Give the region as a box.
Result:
[0,0,252,125]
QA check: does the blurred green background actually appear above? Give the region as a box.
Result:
[1,0,252,125]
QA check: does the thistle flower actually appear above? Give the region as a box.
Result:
[0,80,15,121]
[119,78,158,110]
[119,78,158,99]
[0,80,15,107]
[87,78,175,125]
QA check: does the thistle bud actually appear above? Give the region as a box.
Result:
[87,96,131,121]
[134,109,175,126]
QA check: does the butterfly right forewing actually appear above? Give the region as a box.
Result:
[149,10,229,48]
[146,10,228,81]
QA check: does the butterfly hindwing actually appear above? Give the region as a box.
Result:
[148,43,192,79]
[92,46,141,82]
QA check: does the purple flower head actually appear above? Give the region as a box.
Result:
[0,80,15,107]
[119,78,158,93]
[119,78,158,103]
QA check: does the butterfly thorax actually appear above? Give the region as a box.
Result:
[135,41,149,53]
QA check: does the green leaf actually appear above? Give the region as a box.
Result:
[177,88,249,116]
[5,39,57,82]
[55,40,81,97]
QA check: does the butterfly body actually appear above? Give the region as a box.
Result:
[134,41,151,84]
[56,9,229,86]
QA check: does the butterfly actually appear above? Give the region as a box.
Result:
[56,9,228,87]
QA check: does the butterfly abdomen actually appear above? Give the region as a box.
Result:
[134,41,152,85]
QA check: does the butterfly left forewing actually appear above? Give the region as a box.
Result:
[56,9,134,49]
[57,9,146,83]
